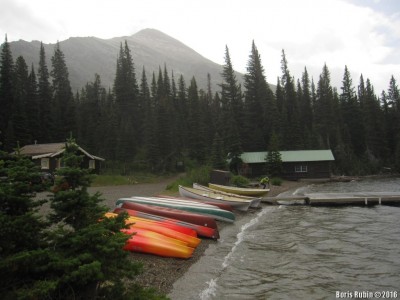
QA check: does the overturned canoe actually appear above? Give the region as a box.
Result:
[192,183,261,208]
[179,185,252,212]
[105,212,201,248]
[122,228,195,259]
[116,196,235,223]
[118,201,219,230]
[157,194,233,212]
[114,207,219,239]
[208,182,270,197]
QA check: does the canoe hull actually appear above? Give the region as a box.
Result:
[116,197,235,223]
[193,183,261,208]
[179,185,251,212]
[208,183,270,196]
[122,228,194,259]
[119,201,219,229]
[114,207,219,239]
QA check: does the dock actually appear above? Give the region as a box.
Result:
[262,192,400,206]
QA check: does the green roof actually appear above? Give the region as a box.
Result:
[240,150,335,164]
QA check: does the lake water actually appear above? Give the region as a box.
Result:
[169,177,400,300]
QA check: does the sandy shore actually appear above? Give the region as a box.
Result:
[88,178,308,296]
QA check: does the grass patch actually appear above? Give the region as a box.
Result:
[166,165,213,192]
[166,176,192,192]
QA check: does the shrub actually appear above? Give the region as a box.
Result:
[271,177,282,186]
[230,175,250,187]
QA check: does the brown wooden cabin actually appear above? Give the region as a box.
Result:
[18,142,105,174]
[239,150,335,180]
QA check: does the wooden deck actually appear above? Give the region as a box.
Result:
[262,192,400,206]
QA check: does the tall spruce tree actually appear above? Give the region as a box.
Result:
[278,50,302,149]
[386,76,400,156]
[243,41,277,151]
[113,41,139,162]
[27,65,41,143]
[47,139,149,298]
[37,42,53,143]
[51,42,75,141]
[0,35,15,150]
[314,64,336,149]
[300,67,314,143]
[12,56,31,146]
[265,132,283,176]
[219,46,243,172]
[359,76,387,166]
[0,150,50,299]
[339,66,365,156]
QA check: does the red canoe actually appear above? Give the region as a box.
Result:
[114,207,219,239]
[119,201,218,229]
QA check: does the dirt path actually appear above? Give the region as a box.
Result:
[90,176,179,209]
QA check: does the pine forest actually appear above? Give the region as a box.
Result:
[1,37,400,176]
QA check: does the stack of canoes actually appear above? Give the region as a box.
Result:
[110,183,269,259]
[116,196,235,223]
[111,194,238,259]
[105,212,199,259]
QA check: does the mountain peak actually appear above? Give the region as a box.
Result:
[9,29,240,92]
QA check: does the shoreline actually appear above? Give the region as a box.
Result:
[116,180,308,296]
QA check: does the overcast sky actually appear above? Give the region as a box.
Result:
[1,0,399,94]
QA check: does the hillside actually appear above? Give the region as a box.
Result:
[8,28,244,92]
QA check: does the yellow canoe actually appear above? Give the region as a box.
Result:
[208,183,270,196]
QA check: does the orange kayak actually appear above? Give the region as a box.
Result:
[122,228,194,259]
[113,208,197,237]
[114,207,219,239]
[106,212,201,248]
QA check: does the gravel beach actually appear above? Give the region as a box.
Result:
[85,178,308,296]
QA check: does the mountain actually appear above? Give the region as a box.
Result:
[8,28,242,93]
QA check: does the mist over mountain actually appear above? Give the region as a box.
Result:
[9,28,244,93]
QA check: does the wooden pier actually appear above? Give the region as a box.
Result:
[262,192,400,206]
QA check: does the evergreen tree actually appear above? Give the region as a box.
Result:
[12,56,31,146]
[278,50,302,149]
[385,76,400,156]
[265,132,282,176]
[142,71,160,171]
[51,42,75,141]
[339,66,365,156]
[77,74,104,153]
[359,76,387,164]
[219,46,243,172]
[26,65,41,142]
[187,77,207,163]
[0,150,50,299]
[0,35,15,150]
[300,67,314,143]
[154,67,174,170]
[314,64,336,149]
[243,41,277,151]
[210,132,227,169]
[113,41,139,161]
[37,42,54,143]
[47,139,149,298]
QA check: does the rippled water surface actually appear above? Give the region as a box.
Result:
[169,177,400,300]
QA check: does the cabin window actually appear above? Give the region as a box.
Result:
[56,158,66,169]
[89,160,96,169]
[295,165,308,173]
[41,158,50,169]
